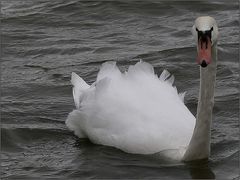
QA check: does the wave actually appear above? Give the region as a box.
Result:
[2,0,236,24]
[1,127,74,152]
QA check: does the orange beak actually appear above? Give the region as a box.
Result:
[197,36,212,67]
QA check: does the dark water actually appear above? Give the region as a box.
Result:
[1,1,239,179]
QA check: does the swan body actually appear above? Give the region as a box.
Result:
[66,61,195,155]
[66,16,218,161]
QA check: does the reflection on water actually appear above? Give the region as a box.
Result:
[187,159,215,179]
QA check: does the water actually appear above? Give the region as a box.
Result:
[1,1,239,179]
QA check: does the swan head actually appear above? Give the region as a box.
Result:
[192,16,219,68]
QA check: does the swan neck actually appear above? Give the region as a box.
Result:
[198,45,217,121]
[183,44,217,161]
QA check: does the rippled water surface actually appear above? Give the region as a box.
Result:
[1,1,239,179]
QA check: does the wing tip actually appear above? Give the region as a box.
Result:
[179,91,186,102]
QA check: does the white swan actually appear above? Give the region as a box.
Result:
[66,16,219,161]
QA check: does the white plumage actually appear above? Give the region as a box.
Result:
[66,61,195,155]
[66,16,219,161]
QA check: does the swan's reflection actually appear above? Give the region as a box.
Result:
[186,159,215,179]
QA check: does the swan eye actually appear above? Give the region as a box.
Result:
[210,27,213,31]
[196,28,199,32]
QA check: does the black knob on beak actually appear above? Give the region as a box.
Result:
[200,60,208,68]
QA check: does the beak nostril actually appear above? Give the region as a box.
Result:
[200,60,208,67]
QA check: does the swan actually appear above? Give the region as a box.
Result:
[66,16,219,161]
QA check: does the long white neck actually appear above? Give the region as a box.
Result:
[183,43,217,161]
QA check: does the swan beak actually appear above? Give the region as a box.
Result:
[197,36,212,68]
